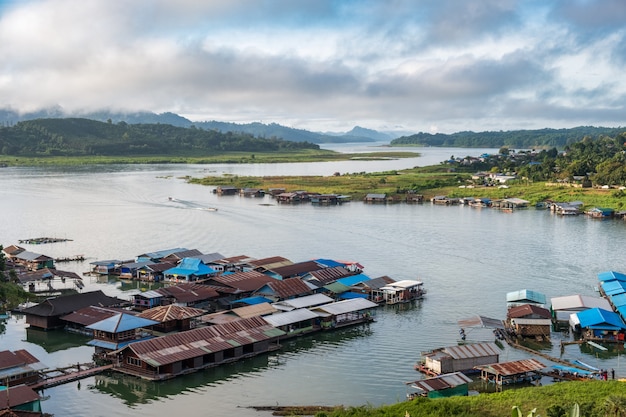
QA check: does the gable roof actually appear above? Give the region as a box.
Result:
[137,305,206,322]
[598,271,626,283]
[164,257,216,277]
[136,247,189,261]
[22,290,126,317]
[16,267,81,284]
[247,256,293,270]
[60,305,127,326]
[231,302,278,319]
[601,280,626,296]
[209,271,275,292]
[0,350,43,371]
[506,289,546,304]
[119,316,284,367]
[259,277,312,299]
[156,283,219,303]
[272,294,334,311]
[306,266,354,285]
[268,261,323,279]
[507,304,551,319]
[355,275,397,290]
[576,308,626,330]
[0,385,41,409]
[311,298,378,315]
[550,295,612,311]
[87,313,159,333]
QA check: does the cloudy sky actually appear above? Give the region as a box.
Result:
[1,0,625,133]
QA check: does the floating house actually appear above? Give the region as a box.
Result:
[417,342,501,376]
[475,358,545,386]
[570,307,626,342]
[506,289,546,309]
[254,277,314,301]
[373,280,426,305]
[363,193,387,203]
[506,304,552,339]
[87,313,159,355]
[215,186,239,195]
[22,290,127,330]
[0,350,47,387]
[309,298,378,330]
[61,305,130,335]
[132,290,164,311]
[110,316,284,381]
[137,305,206,333]
[246,256,293,273]
[135,262,176,282]
[163,258,217,282]
[200,302,278,325]
[406,372,473,399]
[0,384,43,414]
[550,295,612,328]
[272,294,334,311]
[156,283,219,309]
[262,308,320,338]
[90,259,124,275]
[10,250,55,271]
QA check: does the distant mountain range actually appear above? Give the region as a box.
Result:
[0,108,407,144]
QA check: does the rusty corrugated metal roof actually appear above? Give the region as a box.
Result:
[507,304,551,319]
[211,271,275,292]
[126,316,284,367]
[61,305,127,326]
[156,283,219,303]
[265,278,313,299]
[475,358,546,376]
[407,372,472,392]
[269,261,323,279]
[440,342,501,360]
[247,256,292,269]
[307,266,354,284]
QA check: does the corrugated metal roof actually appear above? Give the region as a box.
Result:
[273,294,334,310]
[384,279,423,289]
[210,271,274,291]
[323,281,350,294]
[263,277,312,298]
[506,289,546,304]
[125,316,285,367]
[336,274,371,287]
[550,295,611,311]
[598,271,626,283]
[438,342,501,360]
[269,261,322,278]
[60,306,125,326]
[457,315,505,329]
[475,358,545,376]
[576,307,626,330]
[602,280,626,296]
[135,290,163,299]
[407,372,472,392]
[507,304,551,319]
[312,298,378,315]
[307,266,354,285]
[262,309,319,327]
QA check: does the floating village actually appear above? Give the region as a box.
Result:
[2,239,626,414]
[3,192,626,414]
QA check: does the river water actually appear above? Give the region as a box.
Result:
[1,145,626,416]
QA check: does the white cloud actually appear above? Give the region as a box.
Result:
[0,0,624,133]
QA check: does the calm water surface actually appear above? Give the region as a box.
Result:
[1,146,626,416]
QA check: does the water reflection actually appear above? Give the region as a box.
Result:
[26,328,91,353]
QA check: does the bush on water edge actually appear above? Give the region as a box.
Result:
[312,381,625,417]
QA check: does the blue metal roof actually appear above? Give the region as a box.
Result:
[231,296,273,305]
[338,292,368,300]
[601,280,626,296]
[87,313,159,333]
[337,274,371,287]
[576,308,626,330]
[140,248,188,260]
[164,258,216,277]
[598,271,626,283]
[88,335,154,350]
[611,293,626,308]
[506,289,546,304]
[314,259,345,268]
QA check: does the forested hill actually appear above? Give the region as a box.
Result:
[0,118,319,157]
[391,126,625,148]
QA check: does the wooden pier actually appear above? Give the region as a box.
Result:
[30,363,113,390]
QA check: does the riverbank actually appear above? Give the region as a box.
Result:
[0,149,419,166]
[188,166,626,210]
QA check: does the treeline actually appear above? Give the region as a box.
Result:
[392,126,625,148]
[0,118,320,157]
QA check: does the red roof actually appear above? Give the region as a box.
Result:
[157,283,219,303]
[0,350,41,371]
[210,271,275,292]
[264,277,313,298]
[0,385,40,408]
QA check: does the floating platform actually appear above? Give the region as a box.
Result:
[19,237,72,244]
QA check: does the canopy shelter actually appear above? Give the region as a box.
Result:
[475,358,545,386]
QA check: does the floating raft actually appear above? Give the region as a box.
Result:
[18,237,72,244]
[55,255,85,262]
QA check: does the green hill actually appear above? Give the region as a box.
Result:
[0,118,319,157]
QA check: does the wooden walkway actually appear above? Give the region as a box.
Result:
[31,364,113,390]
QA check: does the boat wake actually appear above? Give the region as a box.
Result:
[168,197,218,212]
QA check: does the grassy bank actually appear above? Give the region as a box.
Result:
[189,165,626,211]
[0,149,419,166]
[296,381,625,417]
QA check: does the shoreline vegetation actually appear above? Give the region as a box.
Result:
[187,165,626,211]
[0,149,419,166]
[252,381,626,417]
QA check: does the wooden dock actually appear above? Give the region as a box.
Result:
[31,364,113,390]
